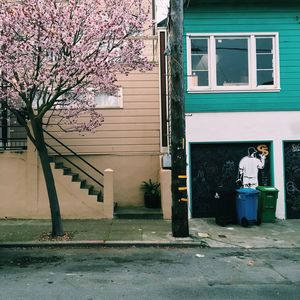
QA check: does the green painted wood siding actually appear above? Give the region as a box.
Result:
[184,4,300,112]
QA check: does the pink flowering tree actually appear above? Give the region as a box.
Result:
[0,0,153,236]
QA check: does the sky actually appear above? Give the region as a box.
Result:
[156,0,169,22]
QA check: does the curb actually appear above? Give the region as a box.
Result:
[0,240,209,249]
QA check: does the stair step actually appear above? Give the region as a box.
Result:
[89,189,98,196]
[89,190,103,202]
[63,167,72,175]
[55,162,64,169]
[48,156,54,163]
[81,181,94,193]
[114,206,163,220]
[71,173,80,182]
[80,180,86,187]
[49,156,102,202]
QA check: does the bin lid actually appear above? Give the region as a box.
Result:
[256,186,279,192]
[236,188,260,194]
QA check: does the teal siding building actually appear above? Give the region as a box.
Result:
[182,0,300,219]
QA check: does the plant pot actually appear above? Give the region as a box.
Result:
[144,193,161,209]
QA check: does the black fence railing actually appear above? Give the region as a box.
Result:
[0,124,27,150]
[0,107,27,150]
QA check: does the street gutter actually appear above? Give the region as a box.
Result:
[0,240,209,249]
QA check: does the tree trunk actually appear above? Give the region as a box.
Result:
[31,118,64,236]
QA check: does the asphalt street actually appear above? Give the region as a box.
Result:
[0,247,299,300]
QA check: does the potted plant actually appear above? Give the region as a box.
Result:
[140,179,161,208]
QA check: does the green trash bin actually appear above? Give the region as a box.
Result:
[256,186,279,223]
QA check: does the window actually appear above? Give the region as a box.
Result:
[187,33,280,92]
[32,88,123,109]
[94,88,123,108]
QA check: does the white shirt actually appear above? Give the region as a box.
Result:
[239,156,265,178]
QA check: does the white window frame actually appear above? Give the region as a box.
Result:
[31,89,124,109]
[187,32,280,93]
[94,88,123,109]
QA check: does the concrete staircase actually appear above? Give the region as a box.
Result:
[114,206,163,219]
[54,162,103,202]
[49,158,103,203]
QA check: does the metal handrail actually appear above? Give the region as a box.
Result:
[43,129,104,188]
[45,142,103,188]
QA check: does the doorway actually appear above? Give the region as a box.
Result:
[190,142,271,218]
[284,142,300,219]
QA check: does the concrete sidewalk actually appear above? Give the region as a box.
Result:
[0,218,299,248]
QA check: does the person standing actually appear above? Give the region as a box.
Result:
[237,147,265,188]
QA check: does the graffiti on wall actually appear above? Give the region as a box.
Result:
[191,142,271,218]
[237,145,269,189]
[284,142,300,219]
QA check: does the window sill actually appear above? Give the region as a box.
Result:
[187,87,281,94]
[95,106,123,109]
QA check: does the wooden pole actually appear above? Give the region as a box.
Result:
[169,0,189,237]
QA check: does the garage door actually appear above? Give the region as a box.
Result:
[284,142,300,219]
[190,142,271,218]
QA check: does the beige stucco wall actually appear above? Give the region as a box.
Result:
[0,151,28,217]
[160,168,172,219]
[0,145,160,218]
[0,147,112,219]
[55,153,160,206]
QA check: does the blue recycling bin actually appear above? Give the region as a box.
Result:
[236,188,260,227]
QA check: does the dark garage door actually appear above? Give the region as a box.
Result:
[284,142,300,219]
[191,142,271,218]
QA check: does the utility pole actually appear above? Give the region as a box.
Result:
[169,0,189,237]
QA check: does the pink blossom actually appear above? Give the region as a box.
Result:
[0,0,153,131]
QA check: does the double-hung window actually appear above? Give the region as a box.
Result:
[187,33,280,92]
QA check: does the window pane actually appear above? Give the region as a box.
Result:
[192,55,208,71]
[191,39,209,87]
[256,38,274,86]
[191,71,208,87]
[257,70,274,85]
[216,38,249,86]
[257,54,273,70]
[256,38,272,54]
[191,39,208,55]
[95,93,120,107]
